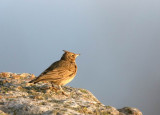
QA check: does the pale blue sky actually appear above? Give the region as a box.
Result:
[0,0,160,115]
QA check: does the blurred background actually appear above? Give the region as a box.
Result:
[0,0,160,115]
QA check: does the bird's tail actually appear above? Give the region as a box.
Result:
[29,78,38,84]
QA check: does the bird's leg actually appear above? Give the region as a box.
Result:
[51,81,54,87]
[58,85,63,91]
[50,81,58,91]
[58,85,68,96]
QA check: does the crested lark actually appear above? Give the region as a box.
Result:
[29,50,80,94]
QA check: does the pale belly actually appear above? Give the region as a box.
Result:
[60,76,75,86]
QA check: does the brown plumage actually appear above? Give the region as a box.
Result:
[29,50,80,93]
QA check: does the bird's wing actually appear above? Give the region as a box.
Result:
[38,61,60,77]
[35,61,75,82]
[35,67,74,82]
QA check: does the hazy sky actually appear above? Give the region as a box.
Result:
[0,0,160,115]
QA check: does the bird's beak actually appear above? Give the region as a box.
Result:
[76,54,80,57]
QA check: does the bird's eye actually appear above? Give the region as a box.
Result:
[71,54,74,57]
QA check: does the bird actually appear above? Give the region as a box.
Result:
[29,50,80,94]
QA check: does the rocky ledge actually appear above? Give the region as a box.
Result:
[0,72,142,115]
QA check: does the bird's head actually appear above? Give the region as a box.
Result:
[61,50,80,62]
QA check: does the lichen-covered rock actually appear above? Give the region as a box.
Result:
[0,72,142,115]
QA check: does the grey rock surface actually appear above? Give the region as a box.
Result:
[0,72,142,115]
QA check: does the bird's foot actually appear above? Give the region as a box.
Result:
[41,87,50,90]
[51,86,59,92]
[61,90,69,96]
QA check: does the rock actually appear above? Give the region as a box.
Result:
[119,107,143,115]
[0,72,143,115]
